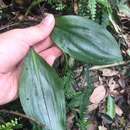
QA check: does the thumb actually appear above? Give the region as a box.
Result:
[17,14,55,46]
[0,14,55,73]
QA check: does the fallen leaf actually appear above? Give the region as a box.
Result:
[67,112,75,129]
[98,126,107,130]
[90,85,106,104]
[88,122,97,130]
[0,0,6,7]
[126,34,130,47]
[116,105,123,116]
[118,77,126,88]
[88,104,98,112]
[108,78,119,95]
[101,69,118,77]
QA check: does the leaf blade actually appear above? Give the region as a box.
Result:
[19,49,66,130]
[52,15,123,65]
[106,96,116,119]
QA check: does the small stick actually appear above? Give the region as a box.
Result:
[0,109,45,127]
[90,60,130,70]
[0,23,19,31]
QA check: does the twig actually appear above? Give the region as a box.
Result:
[0,20,41,32]
[0,109,45,127]
[90,60,130,70]
[0,23,19,31]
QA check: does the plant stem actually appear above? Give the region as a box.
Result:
[79,65,94,130]
[90,60,130,70]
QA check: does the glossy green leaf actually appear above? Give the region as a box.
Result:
[52,15,123,65]
[19,49,66,130]
[106,96,116,119]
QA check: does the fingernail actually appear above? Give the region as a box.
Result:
[41,14,54,25]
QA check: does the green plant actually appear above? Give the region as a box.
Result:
[19,14,123,130]
[106,96,116,119]
[117,0,130,17]
[78,0,108,20]
[47,0,65,11]
[78,0,117,28]
[0,118,22,130]
[79,65,93,122]
[63,71,76,99]
[25,0,66,16]
[1,0,128,130]
[88,0,97,20]
[52,15,122,65]
[19,49,66,130]
[78,0,89,16]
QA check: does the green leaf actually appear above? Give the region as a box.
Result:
[118,1,130,17]
[19,49,66,130]
[52,15,123,65]
[106,96,116,119]
[88,0,97,20]
[68,92,83,108]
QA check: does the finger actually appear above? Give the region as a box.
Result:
[0,69,19,105]
[0,14,55,73]
[20,14,55,46]
[39,46,63,65]
[33,37,53,53]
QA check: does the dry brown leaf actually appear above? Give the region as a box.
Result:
[0,0,6,7]
[88,122,97,130]
[98,126,107,130]
[73,0,79,14]
[101,69,118,77]
[88,104,98,112]
[89,85,106,104]
[118,77,126,88]
[108,78,119,93]
[67,112,75,129]
[116,105,123,116]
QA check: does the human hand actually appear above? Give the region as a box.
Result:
[0,14,62,105]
